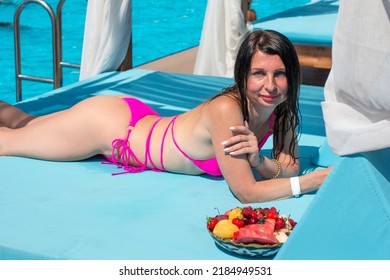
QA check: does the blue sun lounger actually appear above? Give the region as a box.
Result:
[252,0,339,46]
[1,69,389,260]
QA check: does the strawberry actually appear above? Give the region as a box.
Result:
[207,217,219,231]
[232,217,245,228]
[250,210,258,219]
[266,207,279,220]
[288,218,296,229]
[242,206,253,218]
[275,217,286,230]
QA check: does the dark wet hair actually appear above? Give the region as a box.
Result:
[213,29,301,161]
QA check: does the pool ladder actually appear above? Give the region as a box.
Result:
[13,0,81,102]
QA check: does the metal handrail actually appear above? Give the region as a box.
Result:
[13,0,81,102]
[14,0,59,102]
[56,0,81,88]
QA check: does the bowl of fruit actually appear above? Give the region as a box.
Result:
[207,206,296,257]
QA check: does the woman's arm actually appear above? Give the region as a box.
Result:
[207,97,331,203]
[221,106,300,180]
[223,123,299,179]
[230,167,331,203]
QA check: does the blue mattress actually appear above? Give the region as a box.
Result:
[2,68,388,260]
[252,0,339,46]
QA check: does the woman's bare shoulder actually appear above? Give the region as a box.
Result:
[201,94,245,131]
[207,95,242,116]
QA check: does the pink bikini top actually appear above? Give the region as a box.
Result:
[169,116,222,176]
[104,111,274,177]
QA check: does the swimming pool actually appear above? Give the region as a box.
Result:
[0,0,309,103]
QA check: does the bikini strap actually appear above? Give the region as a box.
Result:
[269,112,275,129]
[144,116,178,172]
[170,115,193,161]
[159,116,178,171]
[109,128,146,175]
[258,112,275,150]
[108,116,176,175]
[145,117,163,171]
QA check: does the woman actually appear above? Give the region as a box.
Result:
[247,0,257,22]
[0,30,331,203]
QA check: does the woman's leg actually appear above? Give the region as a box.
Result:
[0,101,66,128]
[0,96,131,161]
[0,101,37,128]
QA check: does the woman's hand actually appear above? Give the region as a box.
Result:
[221,121,262,168]
[295,166,333,195]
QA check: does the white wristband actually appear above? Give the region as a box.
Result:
[290,176,301,198]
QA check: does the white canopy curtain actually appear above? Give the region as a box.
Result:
[79,0,132,80]
[193,0,249,77]
[321,0,390,155]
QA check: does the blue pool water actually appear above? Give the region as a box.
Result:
[0,0,309,103]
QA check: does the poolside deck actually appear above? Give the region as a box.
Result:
[137,45,331,87]
[137,46,198,75]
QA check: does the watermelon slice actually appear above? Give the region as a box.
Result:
[232,219,279,245]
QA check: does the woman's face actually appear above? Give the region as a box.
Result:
[246,50,288,109]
